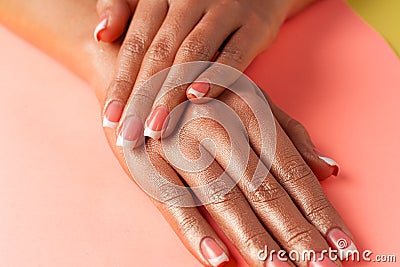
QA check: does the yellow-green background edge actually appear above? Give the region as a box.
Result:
[346,0,400,57]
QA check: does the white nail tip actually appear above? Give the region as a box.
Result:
[116,134,124,147]
[94,18,107,42]
[208,253,229,267]
[338,242,358,261]
[187,88,206,98]
[318,156,339,168]
[115,134,138,148]
[102,117,117,128]
[144,127,162,140]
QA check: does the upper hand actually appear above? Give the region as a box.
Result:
[94,0,296,145]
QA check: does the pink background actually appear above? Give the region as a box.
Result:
[0,0,399,266]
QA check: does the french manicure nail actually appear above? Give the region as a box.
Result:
[308,253,337,267]
[200,237,229,267]
[265,254,291,267]
[103,101,124,128]
[94,15,108,42]
[327,228,358,261]
[314,149,340,176]
[187,79,210,99]
[116,116,143,148]
[144,106,169,140]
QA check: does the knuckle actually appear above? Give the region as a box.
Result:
[113,75,133,89]
[167,15,183,35]
[186,102,219,119]
[304,196,332,221]
[122,33,147,59]
[217,0,242,12]
[147,37,175,63]
[280,155,313,183]
[247,179,286,205]
[220,45,245,65]
[286,117,306,134]
[207,186,242,209]
[176,214,202,236]
[260,17,280,39]
[131,90,154,105]
[242,230,270,251]
[217,90,248,112]
[179,38,213,60]
[286,228,314,247]
[161,77,186,94]
[109,76,134,98]
[156,181,192,206]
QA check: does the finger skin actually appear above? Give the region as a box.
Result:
[271,124,351,236]
[186,5,283,102]
[188,28,266,100]
[273,104,337,180]
[110,0,205,141]
[149,159,230,267]
[130,2,208,140]
[148,9,243,139]
[5,0,327,265]
[180,104,333,267]
[113,134,231,267]
[217,88,351,259]
[101,0,168,132]
[166,144,286,267]
[154,201,230,267]
[156,106,284,267]
[95,0,137,42]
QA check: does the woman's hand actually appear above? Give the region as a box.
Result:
[0,0,347,264]
[104,62,349,267]
[94,0,316,144]
[113,75,355,266]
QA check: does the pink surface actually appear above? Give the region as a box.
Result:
[1,0,399,266]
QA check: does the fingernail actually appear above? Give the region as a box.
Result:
[314,149,340,176]
[265,254,291,266]
[200,237,229,267]
[327,228,358,261]
[103,101,124,128]
[187,79,210,99]
[94,15,108,42]
[308,253,337,267]
[116,116,143,148]
[144,106,169,140]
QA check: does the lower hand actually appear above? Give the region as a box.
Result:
[106,74,353,266]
